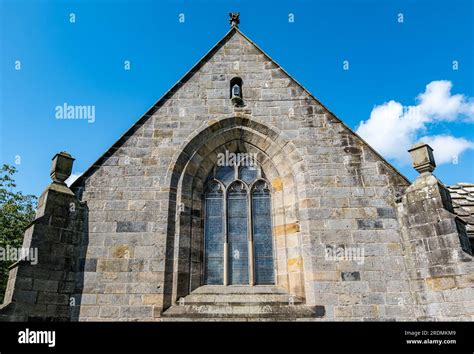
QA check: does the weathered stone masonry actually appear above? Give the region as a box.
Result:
[1,23,472,321]
[0,152,87,321]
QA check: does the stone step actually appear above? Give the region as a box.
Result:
[160,317,320,322]
[162,303,324,319]
[182,293,303,304]
[160,285,321,321]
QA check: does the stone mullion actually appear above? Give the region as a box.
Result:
[248,184,254,286]
[223,184,229,286]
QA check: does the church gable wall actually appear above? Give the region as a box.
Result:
[75,30,428,321]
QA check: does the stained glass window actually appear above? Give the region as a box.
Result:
[215,165,235,186]
[204,181,224,284]
[203,158,274,286]
[239,165,258,185]
[252,181,274,284]
[227,181,249,284]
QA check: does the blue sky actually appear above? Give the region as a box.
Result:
[1,0,473,197]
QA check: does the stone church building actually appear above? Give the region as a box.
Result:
[1,14,473,321]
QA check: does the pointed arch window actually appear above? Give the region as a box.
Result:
[203,181,225,284]
[251,181,274,284]
[203,156,275,285]
[227,181,249,285]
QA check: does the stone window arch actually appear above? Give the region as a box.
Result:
[164,117,308,308]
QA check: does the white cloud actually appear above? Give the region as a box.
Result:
[65,172,82,187]
[418,135,474,165]
[418,81,474,121]
[356,80,474,165]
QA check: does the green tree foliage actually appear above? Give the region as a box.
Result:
[0,164,37,303]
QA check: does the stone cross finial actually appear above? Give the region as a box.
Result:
[229,13,240,27]
[50,151,75,184]
[408,142,436,174]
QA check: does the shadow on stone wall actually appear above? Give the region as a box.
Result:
[69,203,89,321]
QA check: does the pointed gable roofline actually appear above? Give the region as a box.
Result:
[72,26,410,189]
